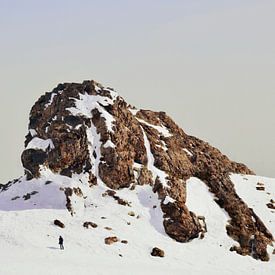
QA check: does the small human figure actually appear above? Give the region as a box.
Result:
[59,236,64,250]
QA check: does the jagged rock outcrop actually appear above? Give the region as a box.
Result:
[20,80,273,261]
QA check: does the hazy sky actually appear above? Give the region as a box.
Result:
[0,0,275,183]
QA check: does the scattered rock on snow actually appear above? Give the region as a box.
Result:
[54,219,65,228]
[121,240,128,244]
[257,182,264,186]
[11,196,20,201]
[23,191,38,200]
[151,247,165,258]
[104,227,112,231]
[105,236,119,245]
[128,211,135,217]
[83,222,98,229]
[103,189,131,206]
[266,203,275,210]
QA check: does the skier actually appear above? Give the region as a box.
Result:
[59,236,64,250]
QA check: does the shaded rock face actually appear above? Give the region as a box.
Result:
[21,80,273,261]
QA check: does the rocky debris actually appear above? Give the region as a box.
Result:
[0,178,21,192]
[102,190,131,206]
[121,240,128,244]
[104,227,112,231]
[105,236,119,245]
[83,222,98,229]
[63,187,83,215]
[197,216,207,239]
[257,182,264,186]
[151,247,165,257]
[16,80,273,261]
[256,187,265,191]
[266,203,275,210]
[23,191,38,200]
[45,180,52,185]
[54,219,65,228]
[101,217,107,219]
[11,196,20,201]
[128,211,135,217]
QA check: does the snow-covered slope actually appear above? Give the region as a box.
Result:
[0,172,274,275]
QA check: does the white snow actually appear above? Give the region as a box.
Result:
[129,108,139,116]
[163,196,175,204]
[137,118,172,138]
[45,90,63,108]
[45,93,57,108]
[186,177,235,244]
[142,128,169,188]
[66,93,116,132]
[26,137,54,151]
[85,122,106,185]
[103,140,116,149]
[0,174,274,274]
[29,129,37,137]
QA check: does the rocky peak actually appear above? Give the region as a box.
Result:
[20,80,273,261]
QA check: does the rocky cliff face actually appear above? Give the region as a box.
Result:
[20,80,273,261]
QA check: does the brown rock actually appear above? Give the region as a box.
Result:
[151,247,165,257]
[256,187,265,191]
[54,219,65,228]
[121,240,128,244]
[83,222,98,229]
[128,211,135,217]
[105,236,119,245]
[266,203,275,210]
[257,182,264,186]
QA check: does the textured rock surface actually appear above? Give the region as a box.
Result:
[151,247,165,258]
[20,80,273,261]
[105,236,119,245]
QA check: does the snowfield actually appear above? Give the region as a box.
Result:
[0,173,274,275]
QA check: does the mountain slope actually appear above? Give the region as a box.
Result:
[0,80,274,274]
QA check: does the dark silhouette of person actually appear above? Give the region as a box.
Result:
[59,236,64,250]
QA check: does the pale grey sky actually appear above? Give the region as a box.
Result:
[0,0,275,183]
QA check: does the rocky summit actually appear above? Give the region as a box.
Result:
[3,80,273,263]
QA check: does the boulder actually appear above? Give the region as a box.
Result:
[151,247,165,257]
